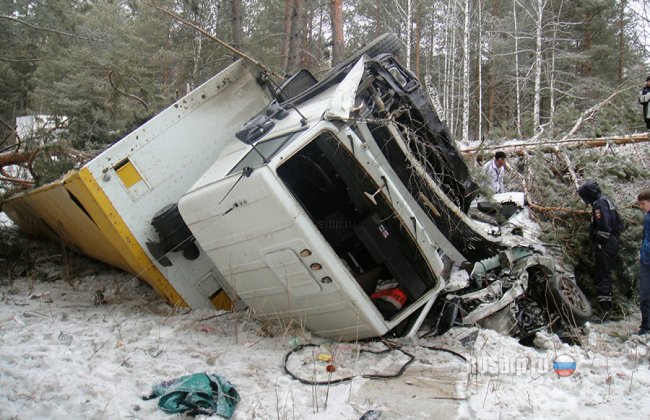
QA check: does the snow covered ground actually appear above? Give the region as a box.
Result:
[1,256,649,419]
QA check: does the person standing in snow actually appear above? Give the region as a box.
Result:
[482,151,506,194]
[577,180,623,322]
[639,76,650,129]
[635,189,650,336]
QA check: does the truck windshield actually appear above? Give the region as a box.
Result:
[229,129,304,175]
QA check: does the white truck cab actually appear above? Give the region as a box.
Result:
[178,51,504,340]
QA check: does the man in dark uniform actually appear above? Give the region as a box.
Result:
[578,180,623,321]
[639,76,650,129]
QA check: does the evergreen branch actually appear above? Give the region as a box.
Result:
[558,85,636,143]
[0,15,100,41]
[555,85,635,190]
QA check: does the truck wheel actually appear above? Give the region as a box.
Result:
[545,273,592,326]
[284,33,402,106]
[321,33,402,82]
[354,32,402,61]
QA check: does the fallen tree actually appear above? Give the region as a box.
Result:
[462,132,650,157]
[0,148,39,186]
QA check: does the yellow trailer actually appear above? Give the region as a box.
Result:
[3,59,275,310]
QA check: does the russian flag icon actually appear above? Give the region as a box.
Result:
[553,354,576,377]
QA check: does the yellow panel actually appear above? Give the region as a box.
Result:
[115,160,142,188]
[2,174,130,271]
[211,289,234,311]
[2,168,187,308]
[73,167,186,307]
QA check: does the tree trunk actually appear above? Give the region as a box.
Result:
[461,0,470,142]
[548,2,563,131]
[280,0,292,74]
[447,0,458,133]
[581,14,593,76]
[477,0,482,142]
[461,133,650,156]
[618,0,626,84]
[442,1,451,124]
[231,0,243,62]
[190,35,202,91]
[330,0,344,65]
[374,2,383,38]
[287,0,304,74]
[415,1,421,79]
[533,0,545,133]
[0,149,39,169]
[162,16,174,97]
[513,0,522,137]
[406,0,412,70]
[300,6,312,68]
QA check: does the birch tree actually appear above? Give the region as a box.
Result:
[406,0,412,70]
[546,0,563,131]
[415,1,422,78]
[477,0,483,142]
[461,0,470,142]
[533,0,546,134]
[513,0,522,137]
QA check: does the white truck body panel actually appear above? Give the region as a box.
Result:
[84,59,274,308]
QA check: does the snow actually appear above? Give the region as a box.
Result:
[1,265,649,419]
[0,212,12,227]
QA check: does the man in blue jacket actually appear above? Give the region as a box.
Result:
[636,189,650,335]
[578,180,623,321]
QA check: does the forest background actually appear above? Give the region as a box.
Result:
[1,0,650,310]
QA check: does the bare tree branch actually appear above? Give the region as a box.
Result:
[0,56,47,63]
[0,175,34,187]
[108,71,149,110]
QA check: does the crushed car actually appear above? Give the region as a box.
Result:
[2,34,591,341]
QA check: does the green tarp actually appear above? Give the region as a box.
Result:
[144,372,239,417]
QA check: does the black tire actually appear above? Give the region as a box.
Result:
[321,33,402,82]
[545,273,592,326]
[343,32,402,65]
[283,33,402,106]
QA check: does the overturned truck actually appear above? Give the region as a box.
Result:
[3,34,591,341]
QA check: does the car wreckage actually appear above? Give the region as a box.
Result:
[3,34,591,341]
